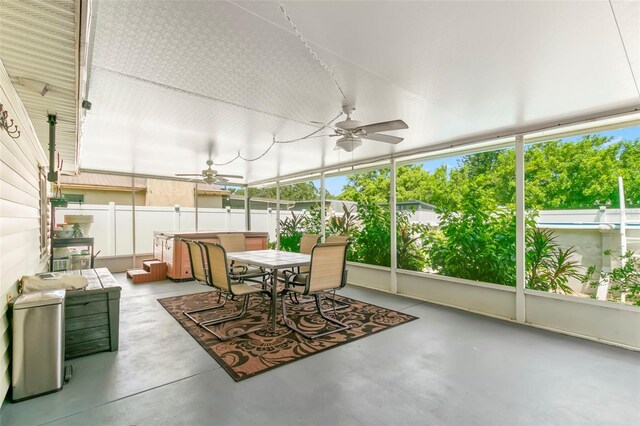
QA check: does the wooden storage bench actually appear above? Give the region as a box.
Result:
[65,268,121,359]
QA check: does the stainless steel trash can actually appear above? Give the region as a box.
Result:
[11,289,66,402]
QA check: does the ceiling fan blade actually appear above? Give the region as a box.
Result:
[216,173,243,179]
[175,173,204,177]
[356,120,408,135]
[362,133,404,144]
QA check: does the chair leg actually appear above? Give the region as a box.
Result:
[327,290,350,314]
[281,291,351,340]
[285,289,349,313]
[199,292,271,341]
[183,291,228,326]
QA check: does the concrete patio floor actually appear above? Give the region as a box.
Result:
[1,273,638,425]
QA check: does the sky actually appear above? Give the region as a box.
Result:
[317,125,640,197]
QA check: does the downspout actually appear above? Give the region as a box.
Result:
[244,187,251,231]
[47,114,58,260]
[47,114,58,182]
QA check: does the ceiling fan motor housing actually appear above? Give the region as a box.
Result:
[335,118,361,131]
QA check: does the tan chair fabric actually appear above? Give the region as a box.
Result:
[325,235,348,243]
[299,234,320,254]
[281,241,350,339]
[201,242,232,292]
[191,241,269,341]
[217,233,256,272]
[184,240,207,283]
[217,233,247,252]
[298,234,320,274]
[308,243,348,292]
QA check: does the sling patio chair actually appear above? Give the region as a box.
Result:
[281,241,351,339]
[325,235,349,243]
[282,234,349,311]
[217,233,270,287]
[279,233,316,297]
[181,239,226,326]
[196,242,272,340]
[277,233,319,280]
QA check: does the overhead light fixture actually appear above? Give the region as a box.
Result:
[335,136,362,152]
[17,77,50,96]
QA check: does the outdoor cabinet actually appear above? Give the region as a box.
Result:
[64,268,121,359]
[153,231,269,280]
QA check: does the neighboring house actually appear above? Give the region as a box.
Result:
[293,199,357,213]
[60,173,147,205]
[396,200,437,212]
[223,197,357,213]
[59,172,230,207]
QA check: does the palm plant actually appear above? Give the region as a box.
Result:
[397,218,427,271]
[327,202,359,238]
[526,227,581,294]
[278,211,306,252]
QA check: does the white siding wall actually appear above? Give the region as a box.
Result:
[0,60,49,400]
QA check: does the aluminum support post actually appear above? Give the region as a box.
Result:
[515,135,526,323]
[390,159,398,294]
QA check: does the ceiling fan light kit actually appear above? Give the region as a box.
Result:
[335,135,362,152]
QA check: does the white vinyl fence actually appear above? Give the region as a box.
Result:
[56,204,294,256]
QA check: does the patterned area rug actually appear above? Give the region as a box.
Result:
[158,291,418,381]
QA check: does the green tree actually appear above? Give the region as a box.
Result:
[396,164,454,209]
[238,182,329,201]
[337,134,639,210]
[338,169,391,204]
[524,136,626,209]
[424,186,518,285]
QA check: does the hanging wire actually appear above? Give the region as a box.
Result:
[214,111,342,164]
[608,0,640,98]
[274,111,342,143]
[277,0,349,102]
[212,152,241,166]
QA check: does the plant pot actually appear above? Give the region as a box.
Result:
[64,215,94,236]
[50,197,68,208]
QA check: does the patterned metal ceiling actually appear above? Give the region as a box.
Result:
[79,0,640,184]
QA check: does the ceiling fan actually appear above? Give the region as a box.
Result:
[175,160,242,185]
[319,105,409,152]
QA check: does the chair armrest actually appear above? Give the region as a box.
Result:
[283,270,308,288]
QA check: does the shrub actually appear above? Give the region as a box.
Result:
[278,211,306,252]
[347,202,428,271]
[583,251,640,305]
[526,227,581,294]
[425,190,580,288]
[425,194,517,285]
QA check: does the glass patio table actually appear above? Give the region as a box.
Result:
[226,249,310,329]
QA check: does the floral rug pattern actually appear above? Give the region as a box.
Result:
[158,291,417,381]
